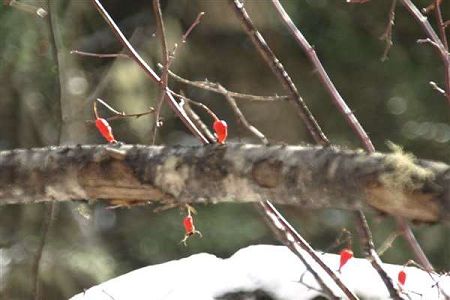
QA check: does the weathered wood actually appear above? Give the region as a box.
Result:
[0,144,448,222]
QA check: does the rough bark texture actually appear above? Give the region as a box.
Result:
[0,144,448,222]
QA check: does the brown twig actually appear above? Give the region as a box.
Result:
[181,12,205,44]
[355,211,403,299]
[259,201,358,299]
[91,98,155,122]
[229,1,361,297]
[399,0,450,105]
[275,0,435,282]
[271,0,374,152]
[91,0,209,144]
[270,1,413,297]
[433,0,448,51]
[70,50,129,59]
[161,66,288,101]
[216,85,269,144]
[173,88,269,144]
[230,0,329,146]
[170,91,219,121]
[178,95,216,143]
[380,0,398,61]
[152,0,170,145]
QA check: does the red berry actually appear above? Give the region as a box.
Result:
[398,270,406,286]
[183,215,194,235]
[95,118,116,143]
[213,119,228,144]
[339,248,353,271]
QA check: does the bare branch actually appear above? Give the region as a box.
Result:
[216,85,269,144]
[152,0,169,145]
[91,0,209,144]
[433,0,448,51]
[400,0,450,105]
[355,211,403,299]
[270,0,374,152]
[179,98,216,143]
[259,201,354,299]
[275,0,433,274]
[160,65,289,101]
[0,144,448,223]
[70,50,129,59]
[380,0,398,62]
[229,0,329,146]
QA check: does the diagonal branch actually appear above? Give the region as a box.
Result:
[399,0,450,105]
[91,0,209,143]
[273,0,434,279]
[229,0,329,146]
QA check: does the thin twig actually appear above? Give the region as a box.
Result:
[433,0,448,50]
[271,0,374,152]
[152,0,170,145]
[70,50,129,59]
[91,0,209,144]
[259,201,358,299]
[380,0,398,61]
[355,211,403,299]
[166,12,205,70]
[179,95,216,143]
[90,98,155,122]
[230,0,329,146]
[399,0,450,105]
[216,85,269,144]
[170,90,219,120]
[377,231,400,256]
[32,2,59,299]
[395,217,434,272]
[181,12,205,43]
[161,66,288,101]
[230,1,359,297]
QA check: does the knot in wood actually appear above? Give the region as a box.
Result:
[252,159,282,188]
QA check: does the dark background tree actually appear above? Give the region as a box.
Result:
[0,1,448,299]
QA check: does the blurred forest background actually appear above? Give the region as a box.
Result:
[0,0,449,299]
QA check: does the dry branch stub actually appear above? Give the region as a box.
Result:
[0,144,448,222]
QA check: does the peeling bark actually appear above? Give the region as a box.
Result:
[0,144,448,222]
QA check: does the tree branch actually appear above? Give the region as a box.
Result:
[1,144,448,222]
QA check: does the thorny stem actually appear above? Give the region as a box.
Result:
[399,0,450,105]
[271,0,374,152]
[229,0,360,297]
[259,201,358,300]
[355,211,403,300]
[433,0,448,51]
[166,12,205,70]
[230,0,329,146]
[161,66,289,101]
[91,0,209,144]
[91,98,155,122]
[380,0,398,61]
[152,0,170,145]
[271,1,409,297]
